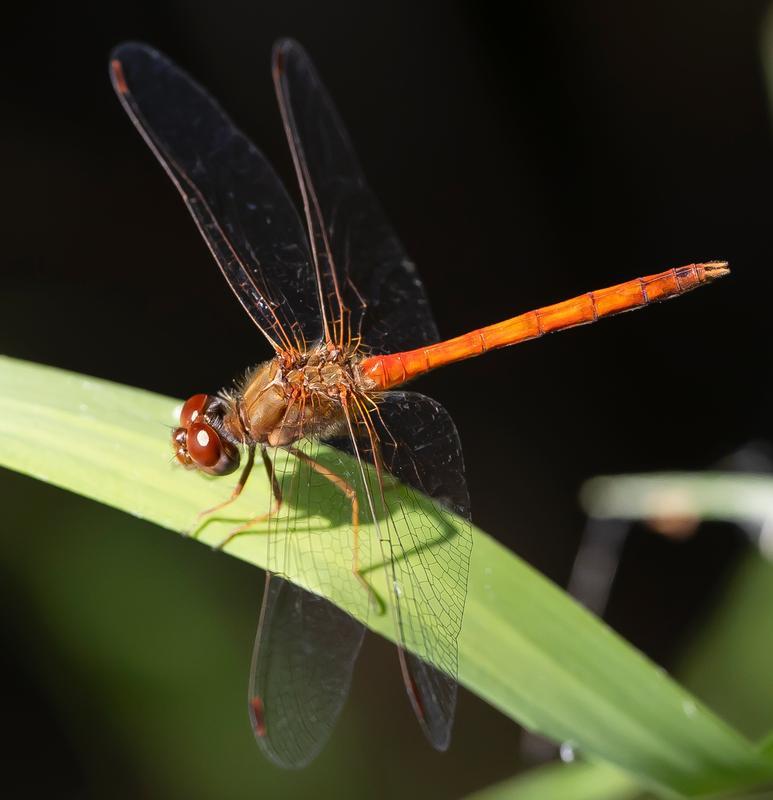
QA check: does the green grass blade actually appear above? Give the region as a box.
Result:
[581,472,773,529]
[2,355,772,796]
[466,761,644,800]
[759,733,773,760]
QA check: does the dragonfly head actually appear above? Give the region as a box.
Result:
[173,393,240,476]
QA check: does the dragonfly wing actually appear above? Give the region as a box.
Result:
[109,43,321,351]
[331,390,471,749]
[272,39,439,353]
[247,440,377,767]
[246,392,468,759]
[249,573,366,768]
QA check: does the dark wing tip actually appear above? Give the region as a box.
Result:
[272,37,302,58]
[109,57,128,95]
[108,42,165,96]
[109,41,158,65]
[249,696,267,738]
[271,37,311,76]
[400,648,457,752]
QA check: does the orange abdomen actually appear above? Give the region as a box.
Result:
[360,261,729,390]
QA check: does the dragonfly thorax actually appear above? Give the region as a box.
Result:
[235,345,362,448]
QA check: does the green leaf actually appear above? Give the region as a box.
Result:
[466,760,643,800]
[581,472,773,529]
[675,554,773,744]
[759,733,773,761]
[2,355,772,797]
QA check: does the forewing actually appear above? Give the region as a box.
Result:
[332,391,471,749]
[110,42,321,350]
[246,392,470,761]
[272,39,439,353]
[249,573,365,769]
[246,441,375,767]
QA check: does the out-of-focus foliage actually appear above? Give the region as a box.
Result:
[678,554,773,742]
[466,760,642,800]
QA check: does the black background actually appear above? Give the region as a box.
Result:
[2,1,771,797]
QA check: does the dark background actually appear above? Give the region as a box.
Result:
[2,1,772,798]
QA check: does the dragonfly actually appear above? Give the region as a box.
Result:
[109,39,729,768]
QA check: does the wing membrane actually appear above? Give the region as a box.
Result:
[333,391,471,749]
[246,441,374,767]
[249,573,365,768]
[248,389,470,761]
[272,39,439,353]
[114,41,471,761]
[110,43,321,351]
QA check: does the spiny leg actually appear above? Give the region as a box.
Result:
[188,445,256,538]
[287,445,385,615]
[215,448,283,549]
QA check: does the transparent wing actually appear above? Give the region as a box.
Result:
[249,573,365,769]
[334,391,471,749]
[272,39,439,353]
[246,441,374,767]
[109,43,321,351]
[245,390,470,762]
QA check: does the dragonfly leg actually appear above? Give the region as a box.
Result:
[287,445,386,615]
[215,448,283,549]
[188,445,256,538]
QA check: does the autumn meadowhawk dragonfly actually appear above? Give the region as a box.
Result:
[109,39,728,767]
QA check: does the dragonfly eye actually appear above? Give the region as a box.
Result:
[187,421,222,467]
[180,393,210,428]
[187,421,240,475]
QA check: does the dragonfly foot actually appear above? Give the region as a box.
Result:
[180,526,199,540]
[213,518,265,550]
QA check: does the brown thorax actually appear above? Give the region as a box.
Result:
[238,348,351,446]
[172,342,375,474]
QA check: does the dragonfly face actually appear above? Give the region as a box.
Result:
[173,393,241,476]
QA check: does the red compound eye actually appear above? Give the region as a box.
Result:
[187,421,222,468]
[180,394,209,428]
